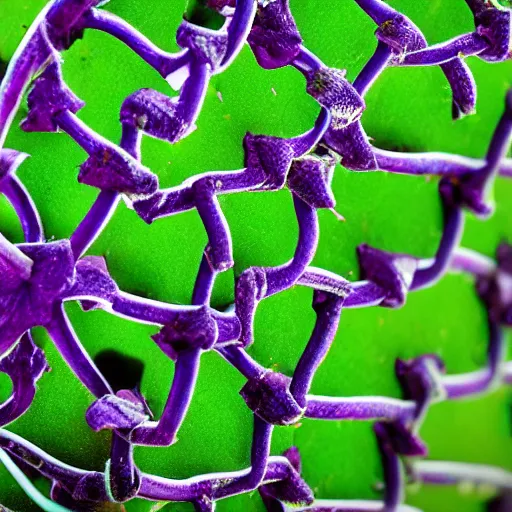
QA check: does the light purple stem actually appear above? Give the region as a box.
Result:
[290,108,332,157]
[0,175,44,242]
[82,8,191,79]
[451,248,496,277]
[214,416,273,498]
[353,41,392,97]
[107,433,140,502]
[131,349,201,446]
[290,295,345,407]
[45,303,112,398]
[221,0,257,68]
[297,267,352,297]
[291,46,325,77]
[374,148,512,178]
[412,460,512,490]
[441,321,505,399]
[410,204,464,291]
[399,33,488,66]
[304,395,416,423]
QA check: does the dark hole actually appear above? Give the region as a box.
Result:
[94,350,144,392]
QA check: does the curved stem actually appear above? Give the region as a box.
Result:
[82,9,190,79]
[290,295,345,407]
[70,190,119,259]
[0,175,44,242]
[131,349,201,446]
[214,416,273,498]
[410,204,464,291]
[352,0,397,25]
[216,345,265,380]
[220,0,257,69]
[441,321,505,399]
[46,304,112,398]
[263,196,319,297]
[353,41,391,97]
[192,251,218,305]
[289,108,332,157]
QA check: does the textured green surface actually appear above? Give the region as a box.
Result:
[0,0,511,510]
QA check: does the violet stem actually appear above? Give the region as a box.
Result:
[69,190,120,259]
[297,267,352,297]
[131,349,201,446]
[45,304,112,398]
[0,428,302,504]
[352,0,397,25]
[290,295,345,407]
[375,422,403,511]
[82,9,191,79]
[216,344,265,380]
[304,395,417,423]
[413,460,512,489]
[451,247,496,277]
[373,148,512,178]
[286,501,422,511]
[107,433,140,502]
[0,334,41,427]
[291,46,325,77]
[214,416,273,498]
[0,3,53,150]
[441,321,505,399]
[290,108,332,157]
[0,175,44,242]
[399,33,488,66]
[0,231,33,282]
[264,196,319,297]
[193,179,234,271]
[410,204,464,291]
[220,0,257,68]
[353,41,392,97]
[343,281,387,308]
[192,250,218,305]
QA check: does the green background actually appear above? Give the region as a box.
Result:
[0,0,511,510]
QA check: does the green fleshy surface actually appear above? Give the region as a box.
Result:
[0,1,511,511]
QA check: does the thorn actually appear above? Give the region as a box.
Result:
[217,91,223,103]
[271,87,277,96]
[330,208,346,222]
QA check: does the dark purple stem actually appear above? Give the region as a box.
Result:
[131,348,201,446]
[353,41,392,97]
[290,293,345,407]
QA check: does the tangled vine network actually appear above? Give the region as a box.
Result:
[1,0,512,510]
